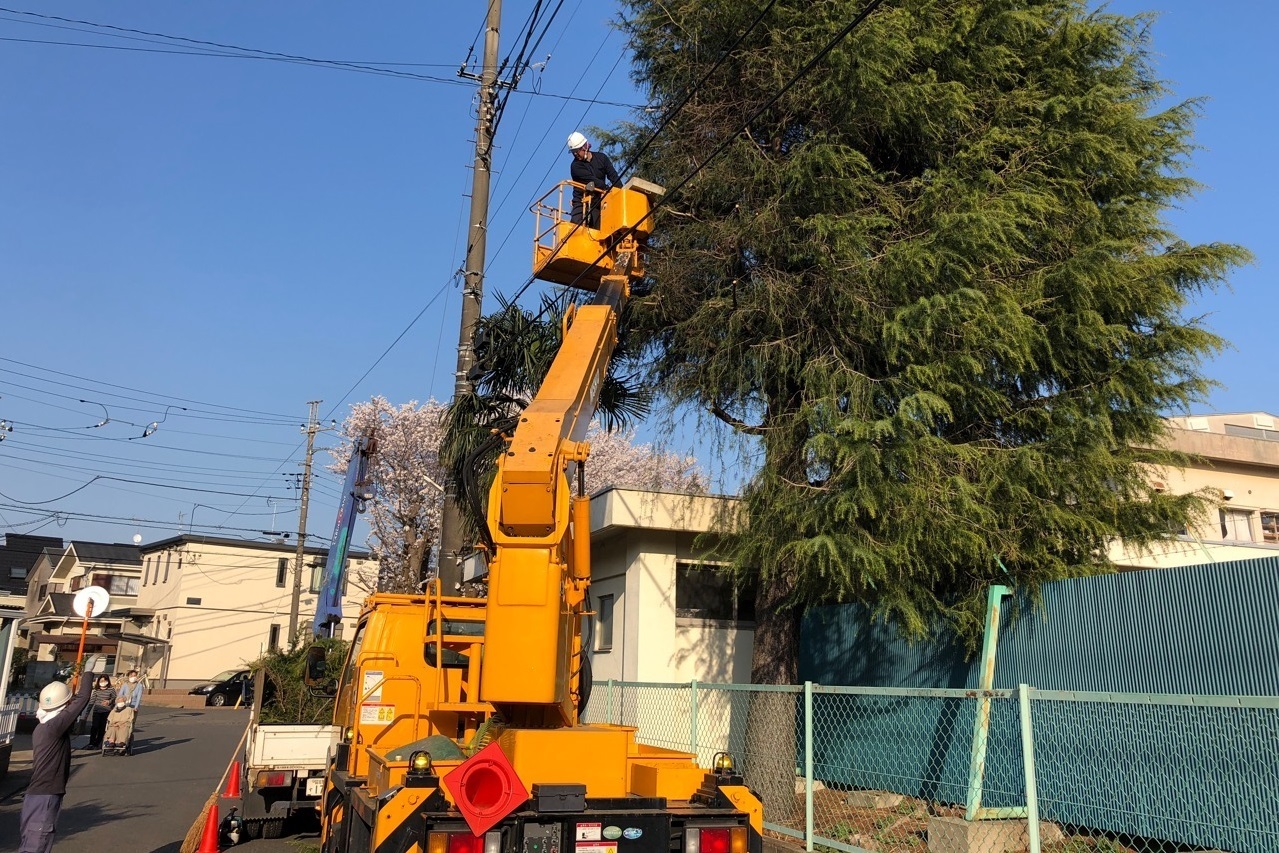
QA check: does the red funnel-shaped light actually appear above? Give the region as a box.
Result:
[443,741,529,836]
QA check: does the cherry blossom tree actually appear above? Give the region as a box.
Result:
[334,397,705,593]
[580,423,705,496]
[329,397,447,592]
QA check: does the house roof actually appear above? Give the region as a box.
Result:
[67,541,142,565]
[0,533,63,595]
[46,592,77,618]
[141,533,372,560]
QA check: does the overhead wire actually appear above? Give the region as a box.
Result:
[0,356,300,422]
[0,12,642,109]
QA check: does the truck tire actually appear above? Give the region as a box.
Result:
[262,818,285,839]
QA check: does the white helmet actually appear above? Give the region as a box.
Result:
[39,681,73,712]
[566,131,588,151]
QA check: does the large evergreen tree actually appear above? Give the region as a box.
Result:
[618,0,1250,684]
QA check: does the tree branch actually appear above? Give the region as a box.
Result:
[710,403,767,435]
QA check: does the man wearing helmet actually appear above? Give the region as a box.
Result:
[20,668,95,852]
[567,131,620,228]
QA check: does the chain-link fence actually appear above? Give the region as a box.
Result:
[585,680,1278,853]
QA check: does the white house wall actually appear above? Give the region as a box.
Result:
[137,540,376,685]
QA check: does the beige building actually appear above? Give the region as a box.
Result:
[1112,412,1279,568]
[132,535,378,687]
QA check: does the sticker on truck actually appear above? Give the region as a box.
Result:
[362,670,384,702]
[360,703,395,725]
[576,844,617,853]
[576,824,602,841]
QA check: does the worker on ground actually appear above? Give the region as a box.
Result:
[20,667,97,852]
[567,131,620,228]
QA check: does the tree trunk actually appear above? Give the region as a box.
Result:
[744,569,803,825]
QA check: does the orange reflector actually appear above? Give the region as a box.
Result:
[442,741,530,836]
[701,828,731,853]
[428,833,451,853]
[730,826,747,853]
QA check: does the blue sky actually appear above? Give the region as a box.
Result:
[0,1,1274,548]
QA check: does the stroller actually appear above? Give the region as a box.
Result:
[101,704,136,756]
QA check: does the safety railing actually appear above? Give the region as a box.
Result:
[584,680,1279,853]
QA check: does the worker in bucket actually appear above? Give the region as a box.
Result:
[19,666,97,852]
[567,131,620,228]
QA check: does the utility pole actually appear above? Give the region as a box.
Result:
[289,400,323,642]
[438,0,503,591]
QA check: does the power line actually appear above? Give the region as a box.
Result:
[0,13,643,109]
[0,356,299,422]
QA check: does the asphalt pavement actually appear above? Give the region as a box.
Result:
[0,706,317,853]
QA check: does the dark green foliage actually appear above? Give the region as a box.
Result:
[618,0,1250,664]
[251,637,348,725]
[441,292,653,549]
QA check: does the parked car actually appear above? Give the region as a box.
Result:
[188,669,254,707]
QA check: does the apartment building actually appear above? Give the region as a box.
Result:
[1111,412,1279,567]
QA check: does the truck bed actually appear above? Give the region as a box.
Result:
[249,724,338,770]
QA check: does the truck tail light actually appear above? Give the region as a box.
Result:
[429,831,496,853]
[685,827,746,853]
[255,770,295,788]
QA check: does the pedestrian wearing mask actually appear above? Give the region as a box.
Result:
[117,669,143,711]
[86,675,115,749]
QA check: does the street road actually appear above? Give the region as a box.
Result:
[0,706,317,853]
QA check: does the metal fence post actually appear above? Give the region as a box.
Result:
[1018,684,1041,853]
[607,678,615,724]
[690,679,699,757]
[804,681,814,852]
[967,584,1011,820]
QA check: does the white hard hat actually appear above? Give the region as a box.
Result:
[567,131,588,151]
[39,681,73,712]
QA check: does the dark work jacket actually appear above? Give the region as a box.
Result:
[569,150,621,218]
[28,677,93,796]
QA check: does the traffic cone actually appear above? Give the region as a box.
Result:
[197,802,221,853]
[223,761,242,799]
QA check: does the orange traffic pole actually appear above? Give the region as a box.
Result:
[71,599,93,691]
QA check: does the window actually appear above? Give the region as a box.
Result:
[1219,508,1255,542]
[143,557,151,587]
[268,624,281,652]
[309,562,322,595]
[92,574,140,596]
[163,553,172,584]
[38,584,48,600]
[675,562,756,625]
[9,566,26,580]
[276,558,289,588]
[186,597,202,605]
[1263,512,1279,544]
[596,594,615,652]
